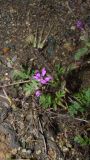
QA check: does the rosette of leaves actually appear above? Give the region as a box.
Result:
[74,135,90,146]
[74,47,88,60]
[51,64,65,87]
[39,94,52,109]
[68,88,90,116]
[74,38,90,61]
[53,90,66,109]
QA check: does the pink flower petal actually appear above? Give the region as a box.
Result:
[33,75,41,81]
[35,73,41,78]
[35,90,41,97]
[44,76,53,82]
[40,78,47,84]
[41,68,46,77]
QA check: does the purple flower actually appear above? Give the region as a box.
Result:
[44,76,52,82]
[33,67,53,84]
[35,90,41,97]
[41,67,46,76]
[76,20,84,30]
[33,73,41,81]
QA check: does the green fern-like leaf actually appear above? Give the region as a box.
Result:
[74,135,90,146]
[13,69,30,80]
[75,88,90,106]
[68,88,90,116]
[84,88,90,104]
[54,90,66,108]
[68,101,84,116]
[74,47,88,60]
[39,94,52,108]
[55,65,65,77]
[23,80,39,96]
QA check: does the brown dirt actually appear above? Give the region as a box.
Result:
[0,0,90,160]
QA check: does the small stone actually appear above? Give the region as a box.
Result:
[5,72,9,76]
[20,114,24,118]
[63,146,69,152]
[7,62,12,68]
[12,55,17,62]
[5,77,10,81]
[22,149,27,153]
[10,7,17,14]
[26,21,30,26]
[71,26,75,30]
[36,150,41,155]
[19,122,24,130]
[48,148,56,160]
[66,143,72,148]
[51,136,54,141]
[11,148,17,155]
[26,150,32,155]
[26,114,32,121]
[62,52,65,56]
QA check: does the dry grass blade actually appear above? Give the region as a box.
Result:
[0,79,31,88]
[38,24,54,49]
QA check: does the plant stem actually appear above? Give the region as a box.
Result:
[0,79,31,88]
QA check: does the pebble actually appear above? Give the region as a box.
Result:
[22,149,27,153]
[11,148,18,155]
[36,150,41,155]
[7,61,13,68]
[26,150,32,155]
[26,114,32,121]
[19,122,24,130]
[62,146,69,152]
[12,55,17,62]
[71,26,75,30]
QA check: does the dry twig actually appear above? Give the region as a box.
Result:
[0,79,31,88]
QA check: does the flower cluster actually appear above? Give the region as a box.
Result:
[76,20,84,30]
[33,68,53,97]
[33,68,52,84]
